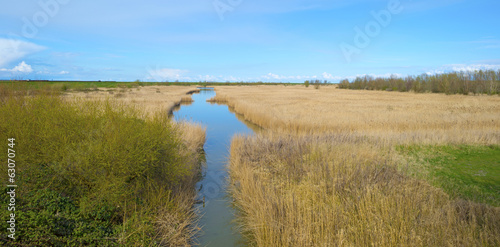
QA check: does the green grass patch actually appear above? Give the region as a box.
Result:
[398,144,500,206]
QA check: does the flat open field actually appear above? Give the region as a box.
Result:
[219,85,500,246]
[213,85,500,144]
[64,85,199,116]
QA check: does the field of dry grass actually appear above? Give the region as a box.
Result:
[212,85,500,144]
[229,134,499,246]
[217,85,500,246]
[65,85,200,117]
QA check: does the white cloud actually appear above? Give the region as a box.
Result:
[322,72,344,81]
[259,72,405,83]
[0,39,45,67]
[261,73,309,81]
[59,71,69,75]
[146,67,188,81]
[222,76,242,82]
[339,73,403,81]
[260,72,348,82]
[265,73,283,80]
[197,75,218,82]
[0,61,33,73]
[446,64,500,72]
[426,70,444,75]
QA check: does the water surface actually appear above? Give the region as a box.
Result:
[173,88,254,246]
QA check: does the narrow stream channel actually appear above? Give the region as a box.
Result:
[173,88,255,246]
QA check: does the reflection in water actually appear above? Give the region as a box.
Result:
[208,102,262,133]
[173,88,254,247]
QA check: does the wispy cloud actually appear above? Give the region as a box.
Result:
[261,73,312,81]
[403,0,464,12]
[468,39,500,49]
[260,72,404,82]
[446,64,500,72]
[322,72,344,81]
[146,67,189,81]
[240,0,370,14]
[0,39,45,67]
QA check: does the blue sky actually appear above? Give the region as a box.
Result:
[1,0,499,82]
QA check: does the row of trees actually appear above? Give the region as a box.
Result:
[305,80,329,89]
[338,70,500,95]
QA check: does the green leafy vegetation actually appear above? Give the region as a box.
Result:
[339,70,500,95]
[0,87,202,246]
[398,144,500,206]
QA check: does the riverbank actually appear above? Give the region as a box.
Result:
[216,85,500,246]
[0,84,206,246]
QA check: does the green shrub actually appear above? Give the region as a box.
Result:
[0,92,196,245]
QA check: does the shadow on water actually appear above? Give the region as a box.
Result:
[173,88,257,246]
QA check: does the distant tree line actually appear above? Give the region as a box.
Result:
[338,70,500,95]
[304,80,329,89]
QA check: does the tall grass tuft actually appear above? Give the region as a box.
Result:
[0,88,204,246]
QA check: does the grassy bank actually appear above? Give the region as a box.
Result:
[214,85,500,246]
[0,86,205,246]
[398,144,500,206]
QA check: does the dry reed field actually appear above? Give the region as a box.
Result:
[65,85,200,117]
[217,85,500,246]
[212,85,500,144]
[229,134,500,246]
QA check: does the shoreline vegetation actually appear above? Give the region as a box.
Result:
[0,83,206,246]
[208,85,500,246]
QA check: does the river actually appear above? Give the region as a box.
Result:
[173,88,255,246]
